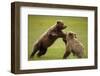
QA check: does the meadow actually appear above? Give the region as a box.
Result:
[28,15,88,60]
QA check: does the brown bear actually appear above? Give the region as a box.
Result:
[30,20,67,58]
[63,32,84,59]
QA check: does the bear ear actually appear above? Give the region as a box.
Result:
[57,21,60,24]
[69,32,77,39]
[68,32,74,39]
[57,20,62,24]
[74,33,77,38]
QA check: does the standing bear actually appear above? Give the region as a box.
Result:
[63,32,84,59]
[30,20,67,58]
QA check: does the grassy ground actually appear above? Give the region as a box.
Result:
[28,15,88,60]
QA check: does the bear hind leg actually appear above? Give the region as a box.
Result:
[75,51,83,58]
[37,48,47,57]
[30,46,39,58]
[63,50,71,59]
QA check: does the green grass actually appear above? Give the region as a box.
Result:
[28,15,88,60]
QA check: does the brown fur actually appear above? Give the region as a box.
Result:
[63,32,84,59]
[30,20,67,58]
